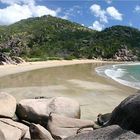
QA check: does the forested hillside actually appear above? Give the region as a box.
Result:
[0,15,140,63]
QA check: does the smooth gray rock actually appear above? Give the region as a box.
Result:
[16,97,80,126]
[0,118,29,140]
[106,93,140,134]
[47,113,94,139]
[0,92,16,118]
[65,125,140,140]
[30,123,54,140]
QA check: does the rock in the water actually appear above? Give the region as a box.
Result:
[30,123,54,140]
[47,113,94,139]
[16,97,80,126]
[0,92,16,118]
[0,118,30,140]
[106,93,140,134]
[65,125,140,140]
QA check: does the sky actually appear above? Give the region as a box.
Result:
[0,0,140,31]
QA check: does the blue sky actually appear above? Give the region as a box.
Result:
[0,0,140,31]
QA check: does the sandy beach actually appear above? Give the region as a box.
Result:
[0,60,137,121]
[0,59,117,77]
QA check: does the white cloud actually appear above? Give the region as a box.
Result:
[61,15,68,20]
[105,0,112,4]
[134,5,140,13]
[90,4,108,23]
[0,0,35,5]
[30,5,58,17]
[0,4,31,25]
[129,21,132,27]
[62,5,82,20]
[106,7,123,20]
[0,0,60,25]
[89,20,104,31]
[90,4,123,23]
[89,4,123,31]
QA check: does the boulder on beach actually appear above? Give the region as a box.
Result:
[106,93,140,134]
[16,97,80,126]
[30,123,54,140]
[0,92,16,118]
[47,113,94,139]
[65,125,140,140]
[0,118,30,140]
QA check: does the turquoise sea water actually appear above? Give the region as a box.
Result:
[96,63,140,90]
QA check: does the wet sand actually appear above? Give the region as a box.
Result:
[0,60,137,121]
[0,60,109,77]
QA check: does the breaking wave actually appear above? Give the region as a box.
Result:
[95,63,140,90]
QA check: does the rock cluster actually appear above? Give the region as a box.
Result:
[0,92,140,140]
[0,52,25,65]
[16,97,81,126]
[114,45,137,61]
[0,53,15,65]
[0,92,94,140]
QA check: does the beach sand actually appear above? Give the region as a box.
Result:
[0,60,137,121]
[0,60,115,77]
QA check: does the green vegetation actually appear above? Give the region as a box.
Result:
[0,15,140,61]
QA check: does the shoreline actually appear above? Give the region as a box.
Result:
[0,59,121,78]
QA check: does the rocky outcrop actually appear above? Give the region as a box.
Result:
[30,123,54,140]
[106,93,140,134]
[0,53,16,65]
[47,113,94,139]
[114,45,137,61]
[0,92,16,118]
[0,52,25,65]
[16,97,80,127]
[0,118,30,140]
[11,56,25,64]
[64,125,140,140]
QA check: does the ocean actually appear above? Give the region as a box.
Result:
[96,63,140,90]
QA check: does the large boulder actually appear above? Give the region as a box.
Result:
[0,92,16,118]
[65,125,140,140]
[30,123,54,140]
[0,118,30,140]
[16,97,80,126]
[47,113,94,139]
[106,93,140,134]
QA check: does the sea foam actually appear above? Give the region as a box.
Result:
[96,63,140,90]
